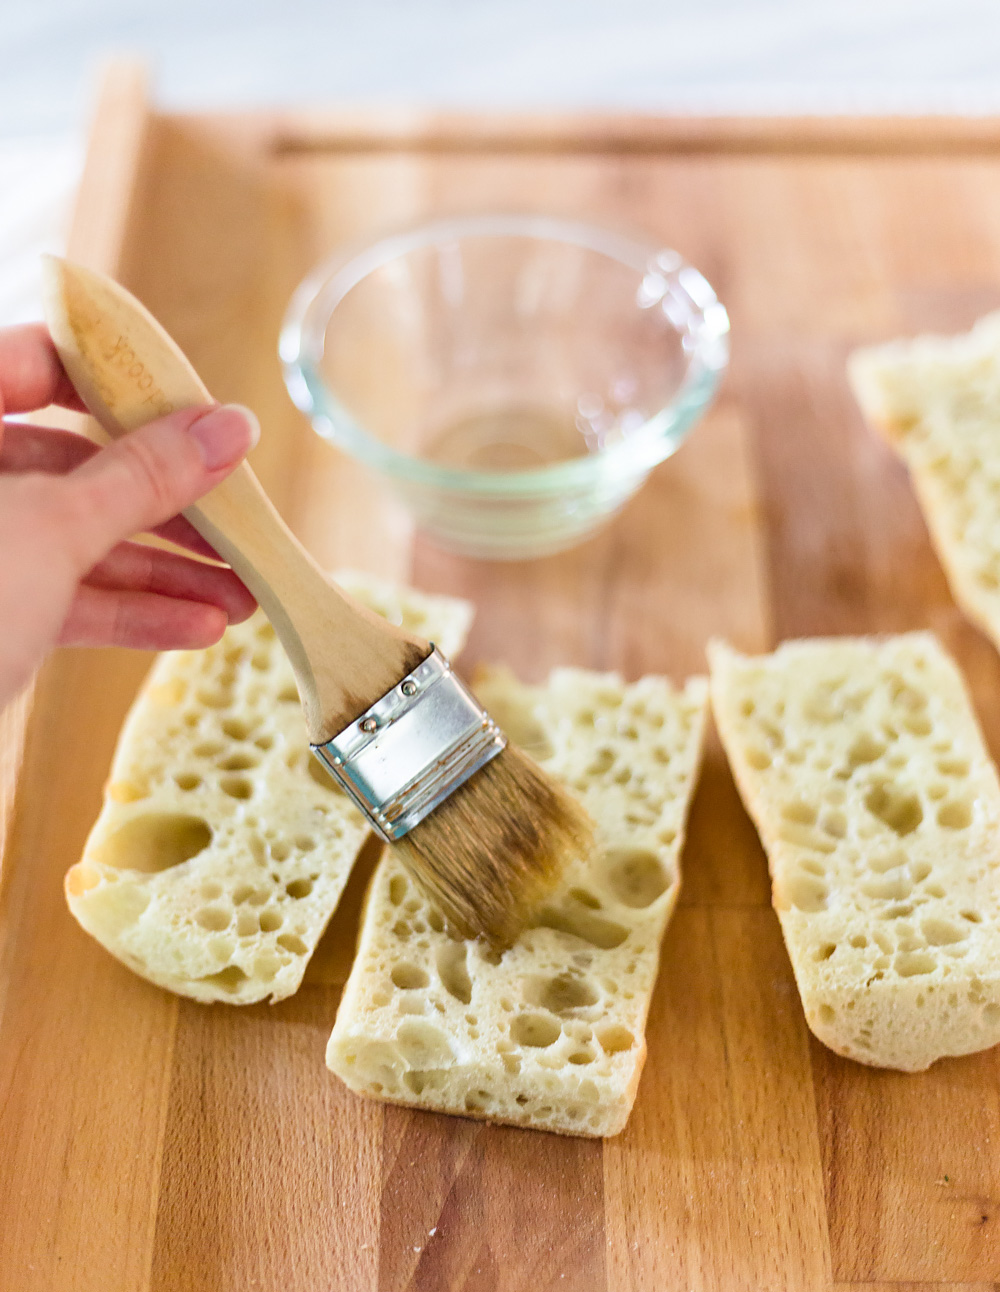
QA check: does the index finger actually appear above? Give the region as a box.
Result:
[0,421,233,562]
[0,323,88,417]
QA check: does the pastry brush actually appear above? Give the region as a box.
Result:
[42,256,592,945]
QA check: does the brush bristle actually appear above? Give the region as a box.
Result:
[391,744,593,947]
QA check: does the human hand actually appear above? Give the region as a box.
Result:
[0,323,259,710]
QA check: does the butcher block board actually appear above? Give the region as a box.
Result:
[4,63,1000,1292]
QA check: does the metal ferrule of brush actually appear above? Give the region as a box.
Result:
[310,647,507,842]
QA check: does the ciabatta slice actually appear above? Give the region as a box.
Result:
[710,632,1000,1071]
[850,314,1000,650]
[65,573,472,1004]
[327,665,708,1137]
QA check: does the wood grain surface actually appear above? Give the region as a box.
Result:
[2,67,1000,1291]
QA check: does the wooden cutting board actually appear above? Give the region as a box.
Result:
[3,62,1000,1292]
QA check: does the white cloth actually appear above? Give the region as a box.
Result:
[3,0,1000,324]
[0,136,81,326]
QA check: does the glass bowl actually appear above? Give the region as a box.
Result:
[280,214,729,560]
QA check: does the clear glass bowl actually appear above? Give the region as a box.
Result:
[280,215,729,559]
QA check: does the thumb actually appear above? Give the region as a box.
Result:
[60,403,259,574]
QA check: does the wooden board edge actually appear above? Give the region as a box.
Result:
[0,59,152,895]
[0,689,34,894]
[219,107,1000,157]
[67,56,153,269]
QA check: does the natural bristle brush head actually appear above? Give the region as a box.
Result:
[391,742,594,947]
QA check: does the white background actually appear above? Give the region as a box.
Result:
[6,0,1000,136]
[3,0,1000,322]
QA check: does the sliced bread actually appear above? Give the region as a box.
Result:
[709,632,1000,1071]
[849,314,1000,649]
[327,665,709,1137]
[65,573,473,1004]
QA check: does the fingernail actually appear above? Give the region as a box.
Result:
[188,404,260,470]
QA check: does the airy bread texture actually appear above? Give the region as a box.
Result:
[327,665,708,1137]
[65,572,473,1004]
[709,632,1000,1071]
[849,314,1000,649]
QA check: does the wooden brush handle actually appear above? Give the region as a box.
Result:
[41,256,428,742]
